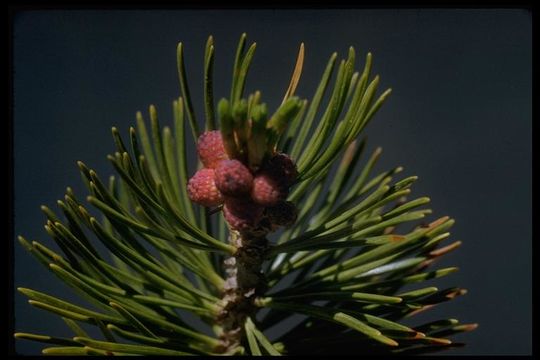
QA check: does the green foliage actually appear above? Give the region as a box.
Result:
[15,34,475,355]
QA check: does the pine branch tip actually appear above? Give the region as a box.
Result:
[15,35,474,355]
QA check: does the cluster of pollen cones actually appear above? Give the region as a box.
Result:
[187,131,298,234]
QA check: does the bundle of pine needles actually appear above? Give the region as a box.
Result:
[15,34,476,356]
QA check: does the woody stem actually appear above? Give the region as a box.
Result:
[215,230,268,353]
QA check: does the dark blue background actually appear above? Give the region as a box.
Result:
[13,9,532,355]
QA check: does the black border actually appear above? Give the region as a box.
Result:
[7,2,536,358]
